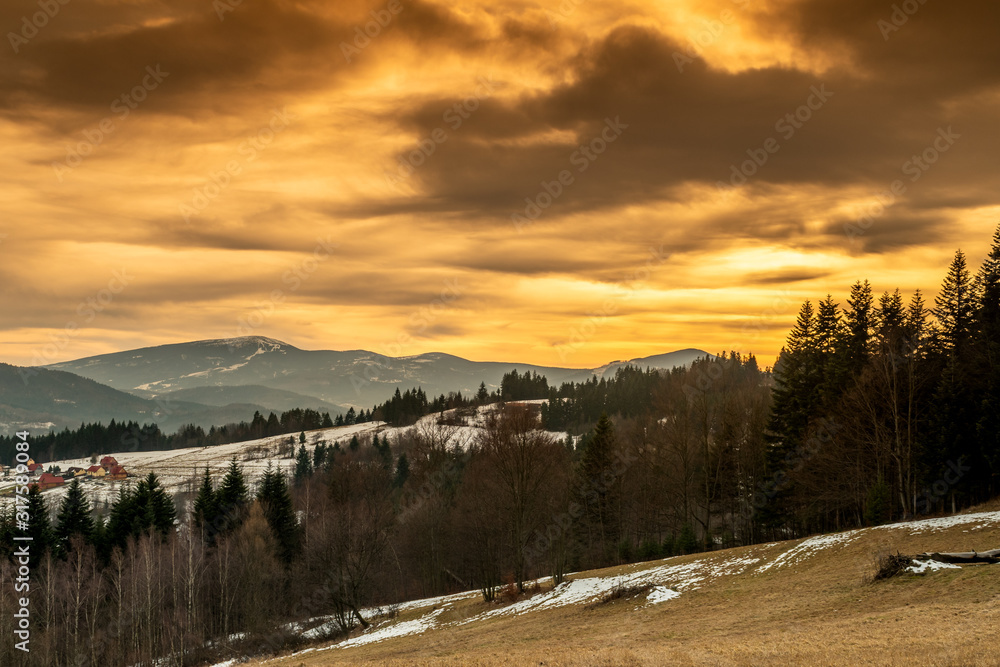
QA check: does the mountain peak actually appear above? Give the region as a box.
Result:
[195,336,292,350]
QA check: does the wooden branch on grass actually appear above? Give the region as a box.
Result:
[914,548,1000,564]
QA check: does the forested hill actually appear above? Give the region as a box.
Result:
[44,336,709,408]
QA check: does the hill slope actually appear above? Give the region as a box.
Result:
[0,363,331,433]
[251,508,1000,666]
[45,337,711,408]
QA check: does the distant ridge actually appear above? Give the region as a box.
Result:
[44,337,712,409]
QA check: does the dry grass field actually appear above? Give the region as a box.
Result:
[246,502,1000,667]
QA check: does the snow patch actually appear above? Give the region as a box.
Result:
[872,511,1000,535]
[758,531,861,573]
[907,559,962,574]
[647,586,681,604]
[335,608,445,648]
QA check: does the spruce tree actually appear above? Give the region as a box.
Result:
[394,452,410,488]
[55,478,95,554]
[576,414,619,550]
[934,250,975,356]
[133,473,176,537]
[313,442,328,469]
[216,457,250,531]
[256,464,300,565]
[104,486,135,557]
[844,280,874,375]
[930,251,982,505]
[974,225,1000,474]
[192,468,217,529]
[294,444,313,484]
[20,486,54,568]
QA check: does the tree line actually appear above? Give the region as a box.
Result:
[761,225,1000,534]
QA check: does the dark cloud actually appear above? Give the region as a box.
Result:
[335,13,1000,256]
[746,268,833,285]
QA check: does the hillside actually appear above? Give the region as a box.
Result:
[0,402,567,512]
[0,363,332,434]
[44,337,711,408]
[145,384,345,415]
[238,507,1000,666]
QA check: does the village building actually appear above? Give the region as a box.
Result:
[87,465,106,478]
[108,465,128,481]
[34,473,65,491]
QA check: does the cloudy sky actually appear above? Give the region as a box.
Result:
[1,0,998,369]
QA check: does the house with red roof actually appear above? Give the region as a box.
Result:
[100,456,118,470]
[108,465,128,481]
[87,465,106,478]
[34,473,65,491]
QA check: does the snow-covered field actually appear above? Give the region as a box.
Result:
[0,402,568,513]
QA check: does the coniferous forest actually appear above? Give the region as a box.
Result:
[1,226,998,666]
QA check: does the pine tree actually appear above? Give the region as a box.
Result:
[104,485,135,558]
[576,413,619,552]
[216,457,250,531]
[844,280,874,375]
[256,464,300,565]
[294,444,313,484]
[20,486,54,568]
[761,301,823,530]
[974,225,1000,475]
[192,468,217,529]
[934,250,975,356]
[313,442,328,469]
[133,473,176,537]
[394,452,410,488]
[349,434,360,452]
[55,478,95,554]
[929,251,983,506]
[476,382,489,404]
[299,431,306,445]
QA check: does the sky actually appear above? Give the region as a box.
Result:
[1,0,998,370]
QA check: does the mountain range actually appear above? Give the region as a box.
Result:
[0,337,709,433]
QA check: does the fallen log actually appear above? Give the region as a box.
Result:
[914,549,1000,564]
